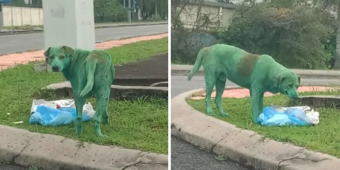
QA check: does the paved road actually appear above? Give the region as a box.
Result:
[0,163,26,170]
[171,75,340,170]
[0,24,168,55]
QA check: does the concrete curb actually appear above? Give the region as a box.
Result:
[171,89,340,170]
[0,22,168,36]
[0,125,168,170]
[171,64,340,79]
[46,81,168,100]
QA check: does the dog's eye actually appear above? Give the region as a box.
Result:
[50,56,55,60]
[288,84,293,89]
[59,55,65,60]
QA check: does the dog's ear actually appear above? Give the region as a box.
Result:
[44,47,51,57]
[44,47,51,63]
[277,74,286,88]
[62,46,74,56]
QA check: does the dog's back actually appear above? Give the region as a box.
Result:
[202,44,284,88]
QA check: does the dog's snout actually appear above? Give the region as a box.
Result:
[52,66,59,71]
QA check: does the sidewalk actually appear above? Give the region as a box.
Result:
[171,64,340,79]
[0,21,168,35]
[0,33,168,71]
[0,125,167,170]
[190,86,334,100]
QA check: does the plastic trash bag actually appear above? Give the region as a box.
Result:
[29,99,95,127]
[257,106,317,126]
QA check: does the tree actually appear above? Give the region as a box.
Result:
[94,0,126,22]
[135,0,167,20]
[310,0,340,69]
[220,2,334,69]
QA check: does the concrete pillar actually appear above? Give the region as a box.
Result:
[42,0,95,51]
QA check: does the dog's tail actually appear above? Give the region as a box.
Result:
[187,47,207,81]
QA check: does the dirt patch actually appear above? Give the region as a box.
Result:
[115,52,168,79]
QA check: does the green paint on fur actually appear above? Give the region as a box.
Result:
[237,53,260,77]
[44,46,115,137]
[188,44,301,123]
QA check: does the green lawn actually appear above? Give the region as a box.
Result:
[187,89,340,157]
[0,38,168,154]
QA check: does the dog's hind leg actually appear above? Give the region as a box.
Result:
[74,96,86,135]
[205,73,216,116]
[215,78,228,117]
[93,89,110,137]
[102,109,109,124]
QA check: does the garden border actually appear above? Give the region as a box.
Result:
[171,88,340,170]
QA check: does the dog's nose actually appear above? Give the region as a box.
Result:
[52,66,59,71]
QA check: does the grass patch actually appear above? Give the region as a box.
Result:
[0,38,168,154]
[106,37,168,64]
[187,89,340,157]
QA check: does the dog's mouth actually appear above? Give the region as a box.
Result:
[284,91,288,95]
[51,66,59,72]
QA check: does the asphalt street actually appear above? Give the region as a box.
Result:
[171,75,340,170]
[0,163,26,170]
[0,24,168,55]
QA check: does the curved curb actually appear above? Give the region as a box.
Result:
[0,125,168,170]
[171,89,340,170]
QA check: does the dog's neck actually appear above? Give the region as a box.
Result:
[61,50,91,80]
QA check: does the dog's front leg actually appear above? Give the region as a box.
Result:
[250,86,263,123]
[74,94,86,136]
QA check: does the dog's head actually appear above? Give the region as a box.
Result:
[278,71,300,100]
[44,46,74,72]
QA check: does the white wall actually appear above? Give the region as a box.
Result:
[2,6,43,27]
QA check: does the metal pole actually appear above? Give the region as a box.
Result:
[0,3,3,29]
[128,0,131,22]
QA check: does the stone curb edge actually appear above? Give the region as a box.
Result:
[46,81,168,100]
[171,65,340,79]
[0,22,168,36]
[0,125,168,170]
[171,89,340,170]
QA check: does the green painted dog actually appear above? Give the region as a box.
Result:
[188,44,300,123]
[44,46,115,137]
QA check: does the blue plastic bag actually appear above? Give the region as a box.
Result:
[257,106,314,126]
[29,105,93,126]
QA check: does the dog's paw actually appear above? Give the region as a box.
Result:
[220,112,229,117]
[207,110,216,116]
[98,134,108,138]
